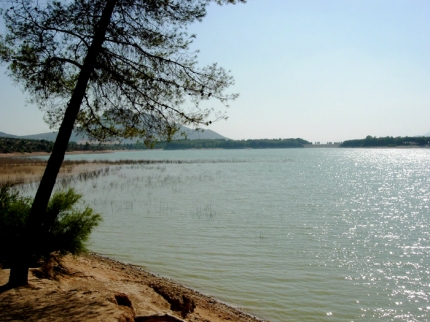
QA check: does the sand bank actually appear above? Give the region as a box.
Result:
[0,253,267,321]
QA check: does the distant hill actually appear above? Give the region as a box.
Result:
[0,125,228,142]
[175,125,228,140]
[423,131,430,137]
[20,131,86,142]
[0,132,19,138]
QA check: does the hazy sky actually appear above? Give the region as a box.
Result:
[0,0,429,142]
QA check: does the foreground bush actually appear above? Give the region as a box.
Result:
[0,184,101,268]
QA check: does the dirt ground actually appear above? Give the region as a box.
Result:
[0,254,268,322]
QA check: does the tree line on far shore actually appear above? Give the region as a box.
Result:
[4,135,428,154]
[340,136,430,148]
[0,137,311,154]
[0,137,54,154]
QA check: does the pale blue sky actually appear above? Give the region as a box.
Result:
[1,0,429,142]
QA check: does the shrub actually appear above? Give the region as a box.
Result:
[0,184,101,268]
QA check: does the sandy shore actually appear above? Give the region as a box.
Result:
[0,253,267,322]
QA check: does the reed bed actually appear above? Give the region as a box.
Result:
[0,158,80,186]
[90,158,246,165]
[0,156,245,187]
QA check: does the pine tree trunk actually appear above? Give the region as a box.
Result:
[7,0,118,287]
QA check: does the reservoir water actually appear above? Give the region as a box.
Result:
[26,148,430,321]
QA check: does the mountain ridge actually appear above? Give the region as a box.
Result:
[0,125,228,142]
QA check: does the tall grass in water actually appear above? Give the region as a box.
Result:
[4,157,246,189]
[0,158,90,186]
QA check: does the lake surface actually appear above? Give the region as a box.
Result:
[26,149,430,321]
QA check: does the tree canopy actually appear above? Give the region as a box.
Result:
[0,0,242,144]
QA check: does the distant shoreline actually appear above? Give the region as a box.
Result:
[1,145,430,159]
[0,150,116,158]
[303,144,430,149]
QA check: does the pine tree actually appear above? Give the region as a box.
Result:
[0,0,244,286]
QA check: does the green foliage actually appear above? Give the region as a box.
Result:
[0,137,93,153]
[0,0,243,144]
[160,138,311,149]
[43,189,101,257]
[0,185,31,264]
[340,136,430,147]
[0,137,53,153]
[0,137,312,153]
[0,185,101,267]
